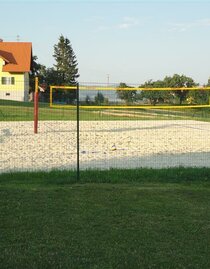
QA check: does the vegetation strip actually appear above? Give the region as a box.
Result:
[1,167,210,184]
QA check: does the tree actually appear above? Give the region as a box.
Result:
[139,74,198,106]
[85,95,91,105]
[29,55,46,93]
[95,92,105,105]
[183,77,209,105]
[116,82,137,105]
[163,74,198,104]
[186,90,209,105]
[53,35,79,85]
[139,80,171,105]
[53,35,79,104]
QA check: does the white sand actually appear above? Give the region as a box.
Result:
[1,120,210,173]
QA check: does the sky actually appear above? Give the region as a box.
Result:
[1,0,210,85]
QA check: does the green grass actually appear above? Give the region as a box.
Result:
[0,168,210,269]
[1,99,210,121]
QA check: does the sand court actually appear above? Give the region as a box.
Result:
[1,120,210,173]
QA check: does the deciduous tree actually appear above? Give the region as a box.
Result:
[116,82,137,105]
[163,74,197,104]
[139,80,171,105]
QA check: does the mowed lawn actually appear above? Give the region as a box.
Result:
[0,168,210,269]
[1,99,210,121]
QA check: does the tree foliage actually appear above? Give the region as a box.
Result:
[29,55,46,93]
[139,74,198,105]
[95,92,105,105]
[52,35,80,103]
[116,83,137,105]
[163,74,198,104]
[186,90,209,105]
[53,35,79,85]
[139,80,171,105]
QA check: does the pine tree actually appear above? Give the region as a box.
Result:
[53,35,79,85]
[53,35,79,103]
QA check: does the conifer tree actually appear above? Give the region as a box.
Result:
[53,35,79,85]
[53,35,79,103]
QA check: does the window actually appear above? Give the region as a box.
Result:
[1,77,15,85]
[6,93,10,96]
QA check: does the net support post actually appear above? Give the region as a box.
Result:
[34,77,39,134]
[76,83,80,180]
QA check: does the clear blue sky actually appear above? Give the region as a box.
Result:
[1,0,210,85]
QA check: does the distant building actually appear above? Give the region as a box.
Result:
[0,41,32,101]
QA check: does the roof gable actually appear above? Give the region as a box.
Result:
[0,42,32,72]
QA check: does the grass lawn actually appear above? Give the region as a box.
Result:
[0,168,210,269]
[1,99,210,121]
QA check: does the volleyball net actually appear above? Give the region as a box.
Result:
[50,84,210,110]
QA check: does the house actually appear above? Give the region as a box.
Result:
[0,40,32,102]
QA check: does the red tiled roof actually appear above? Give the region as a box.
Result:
[0,42,32,72]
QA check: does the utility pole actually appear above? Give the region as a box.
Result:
[107,74,110,86]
